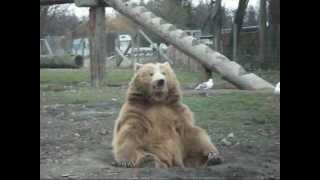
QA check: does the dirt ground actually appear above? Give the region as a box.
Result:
[40,87,280,180]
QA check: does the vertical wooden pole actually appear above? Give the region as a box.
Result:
[131,34,137,67]
[137,32,141,63]
[259,0,267,66]
[232,23,238,61]
[89,6,106,88]
[213,0,222,52]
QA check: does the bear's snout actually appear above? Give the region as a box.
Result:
[157,79,165,87]
[153,78,166,89]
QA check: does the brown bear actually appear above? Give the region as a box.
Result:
[112,62,223,168]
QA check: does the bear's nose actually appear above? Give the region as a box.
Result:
[157,79,165,87]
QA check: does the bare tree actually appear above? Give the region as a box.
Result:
[40,4,80,38]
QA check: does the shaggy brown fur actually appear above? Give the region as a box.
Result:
[112,62,223,168]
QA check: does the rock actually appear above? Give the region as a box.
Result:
[227,132,234,139]
[56,112,65,118]
[47,84,65,92]
[100,129,108,135]
[111,98,117,102]
[69,89,77,93]
[78,81,89,87]
[69,119,74,122]
[74,133,81,137]
[64,85,73,90]
[221,138,232,146]
[61,173,71,177]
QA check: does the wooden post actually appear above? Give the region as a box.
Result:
[137,32,141,63]
[131,34,138,67]
[259,0,267,67]
[232,23,238,61]
[212,0,222,52]
[89,6,106,88]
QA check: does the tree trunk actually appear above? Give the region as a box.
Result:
[107,0,274,90]
[212,0,222,52]
[89,6,107,88]
[232,24,238,61]
[259,0,267,67]
[229,0,249,60]
[268,0,280,67]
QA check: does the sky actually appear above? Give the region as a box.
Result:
[67,0,259,18]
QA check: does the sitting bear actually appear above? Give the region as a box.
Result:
[112,62,223,168]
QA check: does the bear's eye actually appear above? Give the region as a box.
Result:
[150,73,154,76]
[162,72,166,75]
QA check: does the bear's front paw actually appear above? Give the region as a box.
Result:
[207,152,223,166]
[111,160,135,168]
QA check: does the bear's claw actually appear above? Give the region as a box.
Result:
[139,154,157,168]
[207,152,223,166]
[111,161,134,168]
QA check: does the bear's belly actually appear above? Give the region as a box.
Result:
[142,105,182,146]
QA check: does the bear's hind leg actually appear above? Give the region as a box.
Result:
[183,127,223,167]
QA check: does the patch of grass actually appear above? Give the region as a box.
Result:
[106,69,133,85]
[41,86,125,105]
[40,68,280,88]
[40,69,89,85]
[40,68,205,87]
[183,92,280,143]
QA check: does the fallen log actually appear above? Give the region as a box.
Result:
[40,55,84,69]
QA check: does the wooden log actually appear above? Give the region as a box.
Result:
[40,0,74,5]
[107,0,274,90]
[89,6,107,88]
[75,0,109,7]
[40,55,84,68]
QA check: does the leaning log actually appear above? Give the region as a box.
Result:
[108,0,274,90]
[40,55,84,69]
[40,0,74,5]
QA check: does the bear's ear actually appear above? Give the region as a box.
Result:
[162,62,171,67]
[134,63,143,73]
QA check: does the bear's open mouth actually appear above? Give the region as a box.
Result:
[153,89,164,95]
[154,91,163,97]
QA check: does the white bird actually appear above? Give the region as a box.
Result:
[195,78,214,91]
[274,82,280,95]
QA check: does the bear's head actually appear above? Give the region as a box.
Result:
[127,62,182,104]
